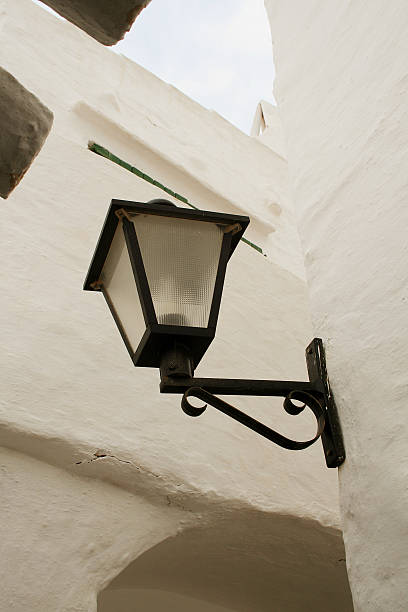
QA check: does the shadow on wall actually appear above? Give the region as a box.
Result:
[98,507,353,612]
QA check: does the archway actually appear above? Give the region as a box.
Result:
[98,507,353,612]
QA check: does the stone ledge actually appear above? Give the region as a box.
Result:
[0,68,53,199]
[41,0,151,45]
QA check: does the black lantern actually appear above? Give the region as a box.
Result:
[84,199,249,368]
[84,198,345,469]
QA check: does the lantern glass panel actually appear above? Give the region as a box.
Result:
[131,213,224,328]
[100,224,145,351]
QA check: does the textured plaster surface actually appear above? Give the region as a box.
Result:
[265,1,408,610]
[0,446,182,612]
[0,67,53,198]
[0,1,350,609]
[41,0,151,45]
[251,100,287,160]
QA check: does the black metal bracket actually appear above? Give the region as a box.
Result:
[160,338,345,468]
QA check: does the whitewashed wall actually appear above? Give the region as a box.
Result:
[265,1,408,610]
[251,100,287,160]
[0,446,182,611]
[0,1,351,609]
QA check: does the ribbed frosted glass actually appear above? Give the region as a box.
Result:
[100,224,145,352]
[132,214,224,328]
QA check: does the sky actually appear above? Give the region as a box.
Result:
[33,0,275,134]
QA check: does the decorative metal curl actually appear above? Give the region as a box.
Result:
[181,387,326,451]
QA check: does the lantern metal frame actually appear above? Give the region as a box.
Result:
[84,199,250,367]
[84,199,345,469]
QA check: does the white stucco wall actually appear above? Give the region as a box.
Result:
[0,446,183,611]
[251,100,287,160]
[265,1,408,610]
[0,1,351,609]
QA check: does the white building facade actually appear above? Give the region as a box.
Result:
[3,0,405,610]
[264,1,408,611]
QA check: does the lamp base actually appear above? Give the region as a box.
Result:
[160,342,194,379]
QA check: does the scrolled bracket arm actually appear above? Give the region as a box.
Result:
[182,387,326,451]
[161,338,345,468]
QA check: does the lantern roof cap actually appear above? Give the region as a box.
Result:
[84,199,249,291]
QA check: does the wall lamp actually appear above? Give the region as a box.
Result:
[84,199,345,468]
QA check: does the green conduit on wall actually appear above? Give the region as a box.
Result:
[88,141,265,256]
